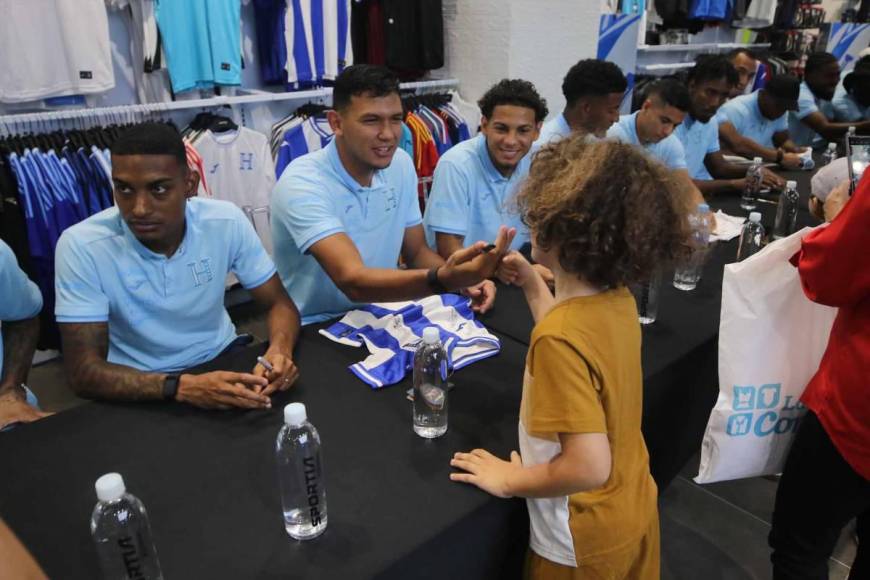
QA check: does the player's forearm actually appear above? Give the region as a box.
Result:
[337,267,436,303]
[506,454,608,499]
[66,357,165,401]
[695,178,742,196]
[0,316,40,395]
[267,301,301,354]
[434,233,464,260]
[726,134,778,162]
[407,244,446,271]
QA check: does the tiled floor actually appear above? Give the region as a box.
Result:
[24,304,857,579]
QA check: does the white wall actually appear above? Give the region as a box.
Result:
[436,0,601,120]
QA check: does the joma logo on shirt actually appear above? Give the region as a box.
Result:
[188,258,214,287]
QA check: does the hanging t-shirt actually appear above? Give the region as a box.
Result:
[275,116,333,178]
[284,0,354,87]
[155,0,242,93]
[253,0,289,85]
[193,128,276,253]
[109,0,173,103]
[0,0,115,103]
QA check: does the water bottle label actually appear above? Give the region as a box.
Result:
[118,535,148,579]
[303,456,324,527]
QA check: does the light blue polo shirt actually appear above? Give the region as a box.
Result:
[718,92,788,149]
[788,82,837,149]
[423,135,530,253]
[271,140,423,325]
[54,198,276,373]
[673,114,720,180]
[606,112,688,170]
[0,240,43,381]
[537,114,572,145]
[832,84,869,122]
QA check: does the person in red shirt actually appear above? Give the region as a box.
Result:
[769,172,870,579]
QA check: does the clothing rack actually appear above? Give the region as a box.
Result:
[0,80,460,134]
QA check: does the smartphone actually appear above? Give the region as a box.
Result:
[845,134,870,193]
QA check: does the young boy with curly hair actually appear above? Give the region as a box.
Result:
[449,136,692,579]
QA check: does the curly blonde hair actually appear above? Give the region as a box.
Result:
[517,136,692,288]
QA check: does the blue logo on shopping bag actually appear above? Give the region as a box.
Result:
[725,383,805,437]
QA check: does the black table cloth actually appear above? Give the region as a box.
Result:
[0,165,822,579]
[0,329,531,580]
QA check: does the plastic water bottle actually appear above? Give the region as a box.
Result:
[90,473,163,580]
[773,180,800,240]
[741,157,763,210]
[412,327,448,438]
[736,212,765,261]
[821,142,837,166]
[673,203,712,291]
[632,271,661,325]
[276,403,328,540]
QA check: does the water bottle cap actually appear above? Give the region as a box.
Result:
[697,203,710,213]
[284,402,307,426]
[422,327,440,345]
[828,143,837,150]
[749,212,761,223]
[753,157,762,163]
[95,473,125,502]
[786,180,797,189]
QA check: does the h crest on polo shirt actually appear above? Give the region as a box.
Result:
[188,258,214,287]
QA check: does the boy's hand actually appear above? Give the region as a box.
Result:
[450,448,522,498]
[495,252,536,287]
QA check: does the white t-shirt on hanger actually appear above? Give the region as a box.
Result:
[193,128,277,255]
[0,0,115,103]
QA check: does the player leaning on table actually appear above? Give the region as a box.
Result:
[271,64,514,326]
[0,239,50,430]
[55,123,301,410]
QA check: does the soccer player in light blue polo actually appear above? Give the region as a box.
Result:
[0,239,47,430]
[833,63,870,122]
[271,65,514,325]
[55,123,302,410]
[607,79,706,210]
[423,79,548,258]
[676,55,784,196]
[717,75,805,169]
[537,59,627,145]
[832,63,870,122]
[788,52,870,149]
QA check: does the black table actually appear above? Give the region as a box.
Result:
[0,168,822,579]
[0,328,531,580]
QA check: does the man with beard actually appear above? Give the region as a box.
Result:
[675,55,784,196]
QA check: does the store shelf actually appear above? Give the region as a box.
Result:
[636,62,696,73]
[638,42,770,53]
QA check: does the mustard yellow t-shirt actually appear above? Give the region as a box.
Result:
[518,287,658,567]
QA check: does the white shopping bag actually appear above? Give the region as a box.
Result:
[695,227,838,484]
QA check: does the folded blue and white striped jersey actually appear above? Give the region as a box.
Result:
[319,294,501,389]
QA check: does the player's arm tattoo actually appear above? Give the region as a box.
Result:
[0,315,40,396]
[60,323,165,401]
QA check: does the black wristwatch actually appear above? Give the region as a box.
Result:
[162,374,181,401]
[427,266,449,294]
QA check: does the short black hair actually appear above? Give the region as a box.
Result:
[477,79,549,123]
[727,47,758,61]
[111,122,187,167]
[561,59,627,107]
[332,64,400,111]
[645,78,690,112]
[688,54,739,87]
[804,52,839,76]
